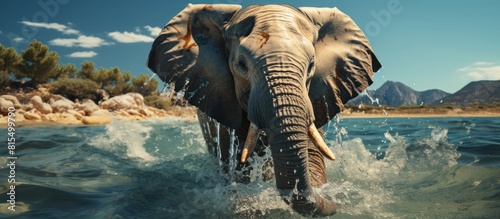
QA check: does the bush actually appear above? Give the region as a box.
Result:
[51,78,102,102]
[0,70,9,88]
[144,95,171,110]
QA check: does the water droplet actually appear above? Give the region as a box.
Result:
[143,73,157,86]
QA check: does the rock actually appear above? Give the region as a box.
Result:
[30,96,52,114]
[15,114,26,123]
[23,103,33,111]
[24,111,41,120]
[91,109,111,116]
[51,94,69,101]
[82,115,113,125]
[57,113,81,125]
[50,98,74,113]
[66,109,84,120]
[140,108,155,117]
[0,98,14,115]
[77,99,100,116]
[100,93,145,110]
[42,113,57,121]
[97,89,109,101]
[0,95,22,109]
[126,109,141,116]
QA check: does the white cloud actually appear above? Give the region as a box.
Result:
[13,37,24,43]
[472,61,494,66]
[68,51,97,58]
[108,31,154,43]
[50,35,110,48]
[20,21,79,35]
[459,62,500,81]
[144,25,162,36]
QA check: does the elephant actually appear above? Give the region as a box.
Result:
[147,4,381,216]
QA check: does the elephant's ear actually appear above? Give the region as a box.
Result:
[299,7,381,127]
[147,4,243,128]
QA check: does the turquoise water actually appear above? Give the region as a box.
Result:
[1,117,499,218]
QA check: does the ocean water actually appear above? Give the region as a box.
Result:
[0,116,499,219]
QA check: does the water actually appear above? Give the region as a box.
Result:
[0,117,499,218]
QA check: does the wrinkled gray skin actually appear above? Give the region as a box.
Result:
[148,4,381,216]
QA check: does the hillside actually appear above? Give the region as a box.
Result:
[435,80,500,106]
[348,81,450,107]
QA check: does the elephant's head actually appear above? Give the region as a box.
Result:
[148,4,381,216]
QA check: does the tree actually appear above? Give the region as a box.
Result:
[51,63,77,79]
[132,73,158,96]
[107,69,133,96]
[15,40,60,86]
[77,61,96,80]
[0,44,22,73]
[0,44,22,88]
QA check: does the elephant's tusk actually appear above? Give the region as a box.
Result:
[241,122,261,163]
[309,124,336,161]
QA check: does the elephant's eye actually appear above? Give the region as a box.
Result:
[307,56,315,74]
[237,56,248,75]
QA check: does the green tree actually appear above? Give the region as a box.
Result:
[77,61,96,80]
[0,44,22,73]
[51,63,77,79]
[107,70,133,96]
[0,44,22,87]
[132,73,158,96]
[15,40,60,85]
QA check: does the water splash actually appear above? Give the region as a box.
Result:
[228,128,239,178]
[143,73,157,86]
[322,125,464,217]
[160,83,169,94]
[90,121,157,162]
[214,119,223,167]
[364,91,381,107]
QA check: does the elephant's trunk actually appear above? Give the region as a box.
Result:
[247,71,336,216]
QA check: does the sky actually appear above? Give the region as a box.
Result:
[1,0,499,93]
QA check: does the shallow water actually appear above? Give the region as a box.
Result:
[0,116,499,218]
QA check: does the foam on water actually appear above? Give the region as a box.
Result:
[82,118,497,218]
[90,120,157,162]
[4,117,498,218]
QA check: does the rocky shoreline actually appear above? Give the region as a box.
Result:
[0,92,197,126]
[2,91,498,127]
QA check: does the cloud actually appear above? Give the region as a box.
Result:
[13,37,24,43]
[20,21,79,35]
[108,31,154,43]
[144,25,162,36]
[459,62,500,81]
[67,51,97,58]
[50,35,110,48]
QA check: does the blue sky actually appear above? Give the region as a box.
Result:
[1,0,499,93]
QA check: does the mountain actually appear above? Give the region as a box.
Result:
[435,80,500,106]
[347,81,450,107]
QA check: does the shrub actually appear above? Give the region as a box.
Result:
[51,78,102,102]
[0,70,9,88]
[144,95,171,110]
